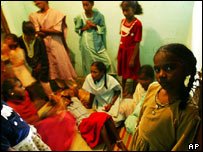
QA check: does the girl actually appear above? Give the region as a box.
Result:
[74,1,113,77]
[1,100,51,151]
[18,21,54,99]
[118,1,143,96]
[82,61,125,127]
[130,43,201,151]
[2,78,77,151]
[3,34,36,88]
[60,89,128,151]
[119,65,154,134]
[30,1,77,89]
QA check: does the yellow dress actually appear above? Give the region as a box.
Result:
[130,82,201,151]
[9,47,36,87]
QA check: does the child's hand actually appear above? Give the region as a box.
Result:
[104,104,112,112]
[128,58,135,69]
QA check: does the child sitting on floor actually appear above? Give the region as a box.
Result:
[119,65,154,134]
[2,78,77,151]
[1,100,51,151]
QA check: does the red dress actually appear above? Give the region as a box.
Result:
[7,90,39,125]
[117,18,142,80]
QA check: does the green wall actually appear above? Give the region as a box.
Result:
[1,1,194,77]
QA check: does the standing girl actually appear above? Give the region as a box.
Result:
[118,1,143,96]
[130,43,201,151]
[74,1,113,77]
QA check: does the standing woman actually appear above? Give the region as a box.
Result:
[74,1,113,77]
[29,1,77,89]
[118,1,143,96]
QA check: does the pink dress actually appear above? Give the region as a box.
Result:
[29,8,77,80]
[117,18,142,80]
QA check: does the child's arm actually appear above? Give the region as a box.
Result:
[129,42,140,69]
[87,93,95,109]
[104,90,121,112]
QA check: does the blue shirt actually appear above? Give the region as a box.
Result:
[1,101,30,151]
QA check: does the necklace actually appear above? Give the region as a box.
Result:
[152,89,170,115]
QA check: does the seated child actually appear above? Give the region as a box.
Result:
[1,100,51,151]
[119,65,154,134]
[2,78,77,151]
[60,88,128,151]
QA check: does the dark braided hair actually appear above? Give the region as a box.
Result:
[5,33,19,43]
[155,43,197,110]
[120,1,143,15]
[2,78,20,102]
[91,61,107,89]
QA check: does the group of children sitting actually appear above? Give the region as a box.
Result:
[1,43,202,151]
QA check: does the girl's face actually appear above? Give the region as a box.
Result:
[91,65,104,82]
[34,1,47,10]
[154,51,186,91]
[121,3,135,20]
[82,1,93,13]
[138,73,153,91]
[11,81,26,98]
[4,39,18,50]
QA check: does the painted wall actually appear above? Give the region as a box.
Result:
[1,1,195,77]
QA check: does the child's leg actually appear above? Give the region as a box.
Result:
[55,79,66,89]
[122,78,129,97]
[40,81,54,98]
[132,79,138,94]
[100,125,115,151]
[105,119,128,151]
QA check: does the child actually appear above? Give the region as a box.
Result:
[60,89,128,151]
[3,34,36,88]
[30,1,77,89]
[130,43,201,151]
[18,21,54,99]
[2,78,77,151]
[118,1,143,96]
[2,78,40,125]
[82,61,125,127]
[119,65,154,134]
[1,100,51,151]
[74,1,113,76]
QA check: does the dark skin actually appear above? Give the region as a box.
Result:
[81,1,98,33]
[33,1,63,38]
[88,65,121,112]
[121,2,140,93]
[154,51,187,104]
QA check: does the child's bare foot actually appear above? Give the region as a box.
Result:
[116,140,128,151]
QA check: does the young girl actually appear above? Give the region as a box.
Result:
[118,1,143,96]
[30,1,77,89]
[130,43,201,151]
[1,100,51,151]
[3,34,36,88]
[60,89,127,151]
[18,21,54,98]
[82,61,125,127]
[2,78,77,151]
[74,1,113,77]
[119,65,154,134]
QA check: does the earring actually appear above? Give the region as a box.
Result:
[11,92,14,96]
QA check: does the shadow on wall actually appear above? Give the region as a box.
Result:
[140,27,163,66]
